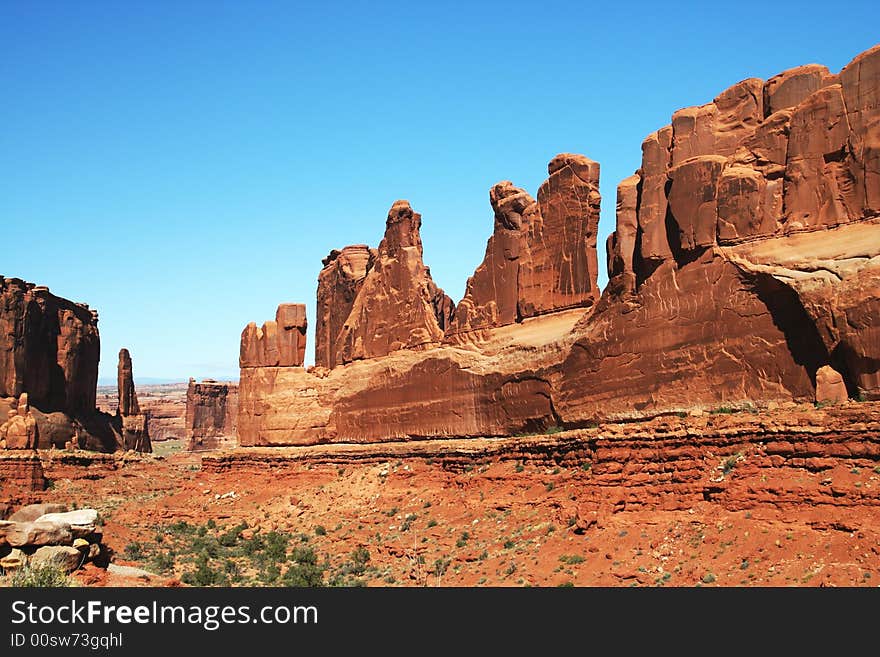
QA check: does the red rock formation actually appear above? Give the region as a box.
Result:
[597,43,880,409]
[0,278,132,453]
[448,154,602,339]
[446,182,533,337]
[816,365,848,403]
[0,394,37,450]
[315,245,374,369]
[114,349,150,453]
[117,349,140,417]
[239,44,880,447]
[185,379,238,451]
[518,154,601,318]
[0,452,46,497]
[241,303,307,368]
[0,278,99,414]
[334,201,454,364]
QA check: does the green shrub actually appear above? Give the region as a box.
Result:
[350,547,370,572]
[149,551,175,575]
[314,525,327,536]
[282,547,325,587]
[432,557,451,577]
[710,406,737,415]
[559,554,585,565]
[7,563,72,587]
[124,541,145,560]
[182,554,224,586]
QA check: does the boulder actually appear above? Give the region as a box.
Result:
[815,365,849,403]
[0,548,26,570]
[8,503,67,523]
[34,509,97,538]
[4,520,73,547]
[30,545,82,574]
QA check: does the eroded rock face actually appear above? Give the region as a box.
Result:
[239,44,880,446]
[446,182,533,338]
[315,245,374,369]
[114,349,150,453]
[241,304,307,368]
[0,452,46,496]
[0,394,37,450]
[600,43,880,403]
[0,278,99,414]
[185,379,238,451]
[448,154,601,339]
[518,154,601,318]
[117,349,140,417]
[334,201,454,364]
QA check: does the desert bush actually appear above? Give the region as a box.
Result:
[7,563,72,588]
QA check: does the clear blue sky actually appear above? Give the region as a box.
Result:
[2,1,876,383]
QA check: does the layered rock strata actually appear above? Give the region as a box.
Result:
[315,245,374,369]
[333,201,454,365]
[241,303,307,368]
[185,379,238,451]
[239,44,880,446]
[447,154,602,339]
[0,277,99,414]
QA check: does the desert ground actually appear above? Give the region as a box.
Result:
[21,401,878,588]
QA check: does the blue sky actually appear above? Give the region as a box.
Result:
[2,1,877,382]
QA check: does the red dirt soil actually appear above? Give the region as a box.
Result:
[17,402,880,587]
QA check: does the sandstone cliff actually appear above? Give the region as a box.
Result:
[238,44,880,446]
[0,278,152,454]
[333,200,454,365]
[315,245,374,369]
[0,277,99,414]
[185,379,238,451]
[447,154,601,340]
[241,304,307,368]
[575,44,880,420]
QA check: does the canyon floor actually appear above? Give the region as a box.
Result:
[21,401,880,588]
